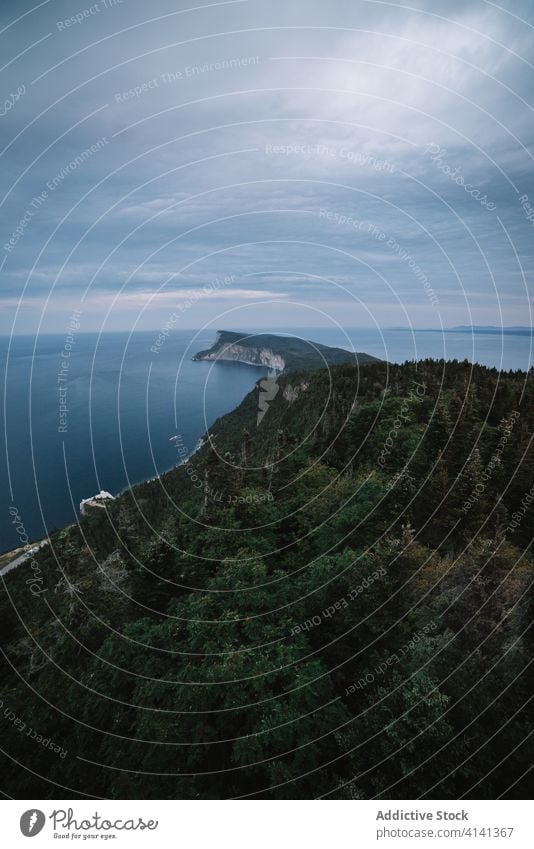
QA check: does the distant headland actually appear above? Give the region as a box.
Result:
[192,330,381,373]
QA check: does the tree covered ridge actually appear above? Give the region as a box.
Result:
[1,358,532,799]
[191,329,380,371]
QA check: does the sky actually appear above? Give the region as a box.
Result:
[0,0,533,334]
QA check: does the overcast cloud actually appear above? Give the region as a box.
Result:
[1,0,533,333]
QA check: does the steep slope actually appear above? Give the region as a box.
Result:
[1,358,533,800]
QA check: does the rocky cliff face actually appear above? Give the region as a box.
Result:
[196,341,285,371]
[282,381,309,403]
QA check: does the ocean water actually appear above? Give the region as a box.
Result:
[1,327,532,552]
[0,330,267,553]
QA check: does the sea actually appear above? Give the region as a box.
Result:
[1,327,532,553]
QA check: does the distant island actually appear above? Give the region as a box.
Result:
[450,325,534,335]
[390,325,533,336]
[192,330,381,372]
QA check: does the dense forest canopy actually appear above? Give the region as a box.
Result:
[1,357,532,799]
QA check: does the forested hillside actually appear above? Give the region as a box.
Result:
[1,358,532,799]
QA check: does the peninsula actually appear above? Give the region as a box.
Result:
[192,330,380,373]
